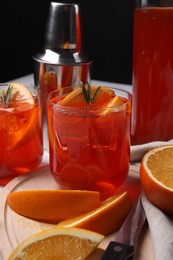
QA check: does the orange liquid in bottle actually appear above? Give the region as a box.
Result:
[131,7,173,144]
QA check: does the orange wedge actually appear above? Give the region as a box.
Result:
[7,190,101,224]
[140,145,173,215]
[8,227,104,260]
[57,191,132,235]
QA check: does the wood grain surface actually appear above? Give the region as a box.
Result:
[0,165,154,260]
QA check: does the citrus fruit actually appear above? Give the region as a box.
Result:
[8,82,35,104]
[57,191,132,235]
[106,95,124,107]
[60,85,115,108]
[101,95,128,116]
[8,227,104,260]
[7,190,101,224]
[140,145,173,215]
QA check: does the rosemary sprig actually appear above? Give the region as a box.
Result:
[0,84,19,104]
[80,81,101,105]
[4,85,13,102]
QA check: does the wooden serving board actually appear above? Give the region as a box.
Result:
[0,165,154,260]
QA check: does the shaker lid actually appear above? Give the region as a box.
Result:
[33,2,92,65]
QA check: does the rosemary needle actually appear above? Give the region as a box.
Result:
[0,84,19,105]
[80,81,101,105]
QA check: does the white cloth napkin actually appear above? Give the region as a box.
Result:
[130,140,173,260]
[142,194,173,260]
[130,139,173,162]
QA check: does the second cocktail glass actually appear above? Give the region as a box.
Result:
[47,85,131,200]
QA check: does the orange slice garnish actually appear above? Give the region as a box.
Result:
[8,82,35,104]
[60,86,115,108]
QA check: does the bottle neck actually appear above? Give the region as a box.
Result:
[136,0,173,8]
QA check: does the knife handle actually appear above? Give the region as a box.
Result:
[101,241,134,260]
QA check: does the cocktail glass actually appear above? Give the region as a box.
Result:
[0,83,43,185]
[47,86,131,200]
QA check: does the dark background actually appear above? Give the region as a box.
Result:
[0,0,135,84]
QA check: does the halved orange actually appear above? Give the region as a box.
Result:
[140,145,173,215]
[8,227,104,260]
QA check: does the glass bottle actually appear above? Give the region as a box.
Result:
[131,0,173,144]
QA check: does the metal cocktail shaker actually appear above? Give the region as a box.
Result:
[33,2,92,149]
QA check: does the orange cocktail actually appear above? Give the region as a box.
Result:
[47,84,131,200]
[132,7,173,144]
[0,83,43,185]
